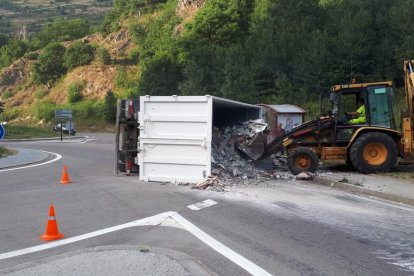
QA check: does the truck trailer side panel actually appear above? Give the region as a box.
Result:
[138,96,212,183]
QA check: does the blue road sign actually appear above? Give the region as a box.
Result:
[55,109,73,119]
[0,125,5,140]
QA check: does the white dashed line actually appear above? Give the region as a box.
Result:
[0,211,272,276]
[187,199,218,211]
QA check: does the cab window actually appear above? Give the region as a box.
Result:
[367,87,395,128]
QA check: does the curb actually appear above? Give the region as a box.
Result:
[0,245,216,276]
[313,176,414,207]
[2,136,89,142]
[0,149,51,170]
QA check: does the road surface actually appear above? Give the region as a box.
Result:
[0,134,413,275]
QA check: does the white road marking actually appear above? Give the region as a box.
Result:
[0,211,272,276]
[0,212,176,260]
[30,139,94,144]
[170,213,272,276]
[81,139,96,143]
[0,151,62,172]
[187,199,218,211]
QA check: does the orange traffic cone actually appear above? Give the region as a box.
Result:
[60,165,71,184]
[40,205,64,241]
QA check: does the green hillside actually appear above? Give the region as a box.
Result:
[0,0,113,36]
[1,0,414,129]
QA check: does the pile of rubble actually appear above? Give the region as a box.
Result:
[192,121,295,192]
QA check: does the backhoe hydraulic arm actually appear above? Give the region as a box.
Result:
[402,60,414,159]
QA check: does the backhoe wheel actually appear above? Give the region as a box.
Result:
[349,132,397,174]
[288,148,319,175]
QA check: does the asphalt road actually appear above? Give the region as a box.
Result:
[0,133,413,275]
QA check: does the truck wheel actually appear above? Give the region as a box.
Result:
[288,148,319,175]
[118,163,139,174]
[118,163,126,172]
[349,132,397,174]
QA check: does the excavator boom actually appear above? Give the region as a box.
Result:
[402,60,414,160]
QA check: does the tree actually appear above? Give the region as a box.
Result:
[30,19,90,50]
[32,42,67,84]
[185,0,242,45]
[0,34,9,47]
[96,47,111,65]
[0,39,27,68]
[64,41,95,70]
[67,83,83,103]
[103,90,117,122]
[139,52,184,96]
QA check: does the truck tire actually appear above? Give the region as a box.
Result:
[349,132,397,174]
[118,163,126,172]
[288,148,319,175]
[118,163,139,173]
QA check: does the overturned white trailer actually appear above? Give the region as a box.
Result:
[115,95,262,183]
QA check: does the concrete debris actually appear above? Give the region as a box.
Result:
[191,122,295,191]
[296,172,314,181]
[192,176,223,191]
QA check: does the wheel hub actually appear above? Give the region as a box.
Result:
[363,143,388,165]
[297,156,311,169]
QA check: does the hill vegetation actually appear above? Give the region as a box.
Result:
[0,0,113,36]
[0,0,414,129]
[100,0,414,117]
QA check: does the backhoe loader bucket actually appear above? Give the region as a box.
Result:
[237,132,266,160]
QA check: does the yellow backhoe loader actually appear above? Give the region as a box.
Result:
[258,60,414,174]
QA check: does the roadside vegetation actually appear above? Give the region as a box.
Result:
[98,0,414,118]
[0,145,16,158]
[3,124,57,139]
[1,0,414,132]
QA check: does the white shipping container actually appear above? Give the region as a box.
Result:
[138,95,261,183]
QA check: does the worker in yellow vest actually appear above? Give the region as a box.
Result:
[347,99,366,124]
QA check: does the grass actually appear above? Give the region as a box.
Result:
[3,124,57,139]
[0,145,17,158]
[3,121,114,139]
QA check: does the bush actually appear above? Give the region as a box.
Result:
[0,145,16,158]
[2,106,19,121]
[103,90,117,123]
[34,102,56,121]
[67,83,83,103]
[24,51,39,60]
[128,48,140,62]
[70,100,103,123]
[34,89,47,100]
[64,41,95,70]
[32,42,67,84]
[96,47,111,65]
[1,90,14,99]
[0,39,27,69]
[115,66,129,89]
[30,19,90,50]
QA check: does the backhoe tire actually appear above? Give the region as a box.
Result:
[349,132,397,174]
[345,156,354,169]
[288,148,319,175]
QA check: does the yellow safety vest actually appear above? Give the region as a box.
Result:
[349,105,366,124]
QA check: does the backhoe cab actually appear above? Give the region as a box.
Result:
[262,60,414,174]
